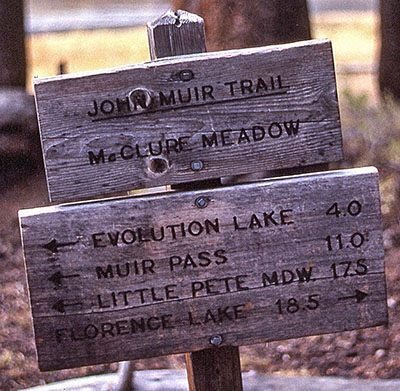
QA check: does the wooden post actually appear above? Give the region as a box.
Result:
[186,347,243,391]
[147,10,243,391]
[116,361,135,391]
[147,9,206,59]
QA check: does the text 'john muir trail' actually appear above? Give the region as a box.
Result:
[90,209,295,248]
[86,75,290,119]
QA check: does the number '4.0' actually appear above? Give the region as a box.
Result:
[326,201,362,218]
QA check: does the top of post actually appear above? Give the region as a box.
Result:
[147,9,206,60]
[148,9,204,28]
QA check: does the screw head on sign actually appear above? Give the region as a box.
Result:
[179,69,194,82]
[210,335,223,346]
[195,197,209,209]
[191,160,204,171]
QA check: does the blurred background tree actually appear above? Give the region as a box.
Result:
[171,0,311,50]
[0,0,40,186]
[379,0,400,101]
[0,0,26,88]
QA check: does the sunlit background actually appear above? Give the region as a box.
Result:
[25,0,379,101]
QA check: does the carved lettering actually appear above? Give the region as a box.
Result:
[201,121,300,150]
[86,75,290,119]
[169,249,228,272]
[91,218,220,248]
[188,304,247,326]
[55,314,175,342]
[191,275,249,298]
[233,209,294,230]
[261,267,314,287]
[95,260,155,279]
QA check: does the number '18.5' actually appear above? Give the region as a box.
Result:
[275,295,320,315]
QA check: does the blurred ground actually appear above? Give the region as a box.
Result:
[2,9,400,391]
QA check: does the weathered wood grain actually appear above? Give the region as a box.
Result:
[34,39,342,202]
[19,167,386,371]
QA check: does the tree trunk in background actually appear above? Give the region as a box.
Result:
[170,0,323,183]
[171,0,311,51]
[0,0,41,185]
[379,0,400,101]
[0,0,26,88]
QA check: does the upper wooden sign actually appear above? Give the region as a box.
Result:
[20,167,386,371]
[34,39,342,202]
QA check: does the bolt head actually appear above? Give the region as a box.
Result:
[195,197,209,209]
[210,335,223,346]
[179,69,194,82]
[191,160,204,171]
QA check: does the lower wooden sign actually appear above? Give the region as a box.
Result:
[19,167,387,371]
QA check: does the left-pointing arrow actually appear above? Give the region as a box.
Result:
[338,289,368,303]
[42,239,78,253]
[52,300,83,314]
[48,271,80,287]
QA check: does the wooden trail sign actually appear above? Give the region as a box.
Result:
[19,167,387,371]
[34,39,342,203]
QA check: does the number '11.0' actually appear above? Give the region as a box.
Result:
[325,232,365,251]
